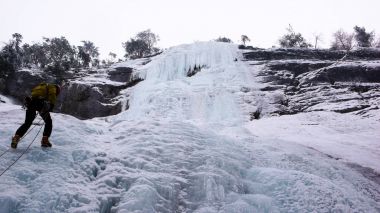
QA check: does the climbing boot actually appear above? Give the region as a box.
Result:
[11,135,20,149]
[41,136,52,148]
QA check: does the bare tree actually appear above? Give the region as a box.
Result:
[241,35,250,46]
[373,36,380,48]
[312,33,323,49]
[331,29,354,51]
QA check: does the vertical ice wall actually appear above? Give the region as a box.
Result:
[121,41,245,124]
[141,42,237,81]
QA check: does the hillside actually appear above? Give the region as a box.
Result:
[0,42,379,212]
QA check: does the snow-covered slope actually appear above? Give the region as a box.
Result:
[0,42,379,212]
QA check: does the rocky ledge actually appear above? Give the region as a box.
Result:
[243,48,380,117]
[0,64,144,119]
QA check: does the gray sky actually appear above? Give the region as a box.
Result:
[1,0,379,59]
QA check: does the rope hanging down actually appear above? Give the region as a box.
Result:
[0,119,44,178]
[0,118,43,158]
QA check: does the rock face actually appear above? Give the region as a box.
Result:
[1,65,143,119]
[108,67,133,82]
[243,48,380,61]
[4,48,379,119]
[57,82,125,119]
[300,62,380,85]
[3,70,54,104]
[243,48,380,116]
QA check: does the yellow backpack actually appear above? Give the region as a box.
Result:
[31,83,58,104]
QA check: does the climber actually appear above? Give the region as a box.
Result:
[11,82,61,148]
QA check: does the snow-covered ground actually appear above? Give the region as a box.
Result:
[247,111,380,172]
[0,42,379,212]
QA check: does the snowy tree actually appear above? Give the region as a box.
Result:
[0,33,24,77]
[279,25,312,48]
[241,35,251,46]
[42,37,76,74]
[77,46,90,67]
[331,29,354,51]
[0,52,14,78]
[22,43,48,68]
[353,26,374,48]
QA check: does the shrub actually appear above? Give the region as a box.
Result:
[215,37,233,43]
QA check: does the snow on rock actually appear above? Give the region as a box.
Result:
[112,58,151,70]
[299,61,380,85]
[0,42,379,212]
[243,47,380,61]
[0,95,19,112]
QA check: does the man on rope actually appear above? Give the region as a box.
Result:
[11,83,61,148]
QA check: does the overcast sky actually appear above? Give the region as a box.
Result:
[1,0,379,59]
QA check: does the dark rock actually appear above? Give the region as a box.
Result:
[285,86,297,92]
[244,48,345,61]
[56,72,143,119]
[238,45,263,50]
[0,78,5,93]
[260,86,284,91]
[125,77,144,88]
[4,70,55,103]
[187,65,205,77]
[2,68,143,119]
[108,67,133,82]
[57,82,124,119]
[300,63,380,85]
[250,107,262,120]
[243,48,380,116]
[334,105,371,113]
[240,87,250,93]
[267,61,334,76]
[261,73,296,85]
[243,48,380,61]
[350,85,372,93]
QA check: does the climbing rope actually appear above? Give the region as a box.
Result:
[0,121,44,178]
[0,118,43,158]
